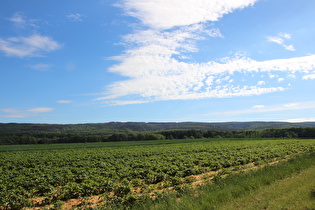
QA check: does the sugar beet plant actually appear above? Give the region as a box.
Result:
[0,139,315,209]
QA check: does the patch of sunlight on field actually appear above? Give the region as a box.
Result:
[220,165,315,210]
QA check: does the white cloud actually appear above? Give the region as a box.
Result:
[0,108,20,114]
[56,100,72,104]
[281,33,291,39]
[257,81,265,86]
[253,105,265,109]
[98,54,315,105]
[7,12,39,29]
[267,36,284,45]
[8,12,26,27]
[211,101,315,117]
[288,74,296,79]
[67,13,84,22]
[0,34,62,57]
[100,1,315,106]
[118,0,257,30]
[108,24,223,78]
[0,107,54,118]
[282,118,315,123]
[284,103,299,108]
[267,32,296,51]
[283,44,295,51]
[29,63,52,71]
[302,74,315,80]
[102,100,150,106]
[27,107,54,113]
[277,78,284,82]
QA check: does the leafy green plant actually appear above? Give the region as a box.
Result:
[0,138,315,208]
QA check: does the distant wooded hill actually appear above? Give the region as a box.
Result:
[1,121,315,135]
[1,122,315,145]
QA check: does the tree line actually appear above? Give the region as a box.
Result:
[160,127,315,139]
[0,127,315,145]
[0,133,166,145]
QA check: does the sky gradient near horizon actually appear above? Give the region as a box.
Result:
[1,0,315,124]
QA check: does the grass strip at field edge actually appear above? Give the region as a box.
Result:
[219,164,315,209]
[134,152,315,210]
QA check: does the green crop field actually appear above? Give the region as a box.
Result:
[0,138,315,209]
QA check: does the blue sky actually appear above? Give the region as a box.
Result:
[1,0,315,124]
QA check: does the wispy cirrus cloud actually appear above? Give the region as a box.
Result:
[56,100,72,104]
[282,117,315,123]
[253,105,265,109]
[0,107,54,118]
[267,32,296,51]
[29,63,52,71]
[28,107,54,113]
[0,34,62,57]
[96,0,315,106]
[7,12,39,29]
[67,13,84,22]
[102,100,151,106]
[209,101,315,117]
